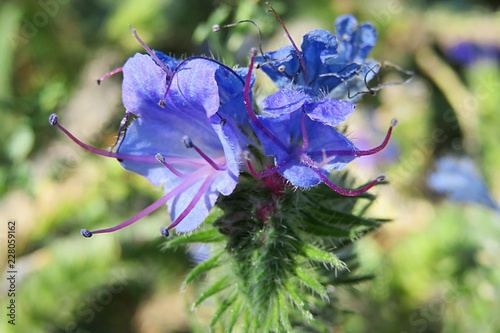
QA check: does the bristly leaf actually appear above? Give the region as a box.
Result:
[193,275,231,308]
[210,293,237,328]
[226,297,243,333]
[165,228,225,248]
[300,243,348,270]
[295,266,328,298]
[284,280,314,321]
[183,250,224,286]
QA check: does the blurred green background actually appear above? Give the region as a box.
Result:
[1,0,499,332]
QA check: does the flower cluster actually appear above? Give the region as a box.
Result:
[50,13,395,237]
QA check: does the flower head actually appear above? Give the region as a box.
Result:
[248,88,393,195]
[256,14,378,99]
[50,51,251,236]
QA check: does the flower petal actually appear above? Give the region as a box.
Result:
[122,53,167,117]
[255,46,300,88]
[262,89,310,115]
[304,98,355,127]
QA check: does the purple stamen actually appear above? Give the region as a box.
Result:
[97,67,123,85]
[309,119,397,158]
[49,114,205,167]
[245,154,292,179]
[81,176,201,237]
[156,153,190,178]
[355,118,397,156]
[183,136,226,171]
[165,172,218,231]
[129,25,173,78]
[266,3,310,85]
[244,51,289,153]
[314,170,385,196]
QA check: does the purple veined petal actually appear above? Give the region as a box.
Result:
[164,58,220,118]
[303,117,358,170]
[209,119,241,195]
[301,29,339,80]
[215,66,252,127]
[122,53,167,117]
[280,160,324,188]
[255,46,300,88]
[253,113,292,159]
[304,98,355,127]
[153,50,181,71]
[334,14,358,42]
[117,111,226,186]
[262,89,310,115]
[335,15,377,63]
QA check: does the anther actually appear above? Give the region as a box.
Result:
[96,67,123,85]
[155,153,165,163]
[266,2,310,85]
[49,113,58,126]
[160,227,170,237]
[129,25,173,78]
[215,112,226,125]
[81,229,93,238]
[249,47,258,57]
[183,136,194,149]
[159,100,166,107]
[212,19,265,57]
[278,65,286,72]
[376,175,386,182]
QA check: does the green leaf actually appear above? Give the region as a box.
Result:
[183,250,224,286]
[295,266,327,298]
[300,244,347,270]
[193,275,231,308]
[209,293,237,328]
[284,280,314,321]
[226,297,243,333]
[165,228,225,248]
[278,291,293,332]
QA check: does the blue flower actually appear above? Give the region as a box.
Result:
[446,41,499,66]
[248,88,394,195]
[50,52,251,236]
[256,15,378,99]
[427,156,499,211]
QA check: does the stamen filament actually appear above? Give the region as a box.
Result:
[49,114,205,167]
[314,170,385,196]
[156,153,190,178]
[355,119,397,156]
[244,53,289,153]
[165,172,218,231]
[266,3,310,85]
[245,155,292,179]
[191,143,226,171]
[97,67,123,85]
[309,119,397,158]
[81,176,200,237]
[129,25,173,78]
